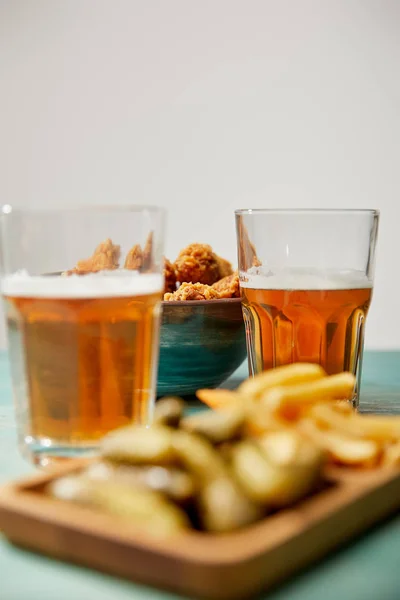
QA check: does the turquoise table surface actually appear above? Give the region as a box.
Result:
[1,350,400,600]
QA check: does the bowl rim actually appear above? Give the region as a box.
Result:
[161,297,242,307]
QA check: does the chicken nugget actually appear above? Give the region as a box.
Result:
[174,244,220,285]
[64,238,120,275]
[163,258,177,294]
[212,272,240,298]
[164,282,221,301]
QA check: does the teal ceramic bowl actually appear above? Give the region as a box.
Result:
[156,298,247,397]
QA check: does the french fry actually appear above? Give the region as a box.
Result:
[196,389,243,410]
[238,363,326,398]
[310,404,400,442]
[261,372,356,419]
[334,400,354,414]
[298,418,380,466]
[245,401,289,436]
[382,442,400,467]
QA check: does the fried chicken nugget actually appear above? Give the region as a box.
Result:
[174,244,220,285]
[212,272,240,298]
[164,258,177,294]
[124,232,154,272]
[65,238,120,275]
[164,282,221,301]
[124,244,143,270]
[215,256,233,279]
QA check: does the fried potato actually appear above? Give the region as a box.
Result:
[172,430,228,483]
[299,418,380,466]
[334,400,353,414]
[180,407,245,444]
[154,396,185,428]
[84,462,195,503]
[198,477,263,533]
[310,404,400,442]
[101,425,176,466]
[238,363,326,398]
[245,400,289,436]
[261,372,356,419]
[196,388,243,410]
[48,476,189,535]
[382,441,400,467]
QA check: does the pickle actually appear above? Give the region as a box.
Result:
[101,425,176,465]
[258,430,325,470]
[48,475,189,535]
[172,430,228,484]
[180,407,245,444]
[85,461,195,503]
[198,477,263,533]
[154,397,185,428]
[232,440,322,507]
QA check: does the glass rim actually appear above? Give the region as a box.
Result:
[235,208,380,216]
[0,204,165,217]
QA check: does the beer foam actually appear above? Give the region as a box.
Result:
[1,270,164,298]
[240,267,372,291]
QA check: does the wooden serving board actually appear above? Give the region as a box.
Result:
[0,461,400,600]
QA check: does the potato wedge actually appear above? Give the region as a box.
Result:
[299,418,380,466]
[238,363,326,398]
[310,404,400,442]
[180,407,245,444]
[261,372,356,419]
[196,388,243,410]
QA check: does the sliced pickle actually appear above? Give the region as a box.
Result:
[172,430,228,484]
[198,477,263,533]
[101,425,175,465]
[180,407,245,444]
[48,475,189,535]
[85,461,195,503]
[154,397,185,428]
[232,440,322,508]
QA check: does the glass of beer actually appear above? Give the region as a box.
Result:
[235,209,379,406]
[0,205,165,465]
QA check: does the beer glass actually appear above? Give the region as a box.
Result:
[0,205,165,465]
[235,209,379,406]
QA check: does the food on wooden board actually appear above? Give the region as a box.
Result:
[47,363,400,536]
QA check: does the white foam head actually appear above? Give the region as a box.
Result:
[240,267,372,290]
[1,270,163,298]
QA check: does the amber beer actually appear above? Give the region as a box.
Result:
[3,273,162,445]
[241,274,372,376]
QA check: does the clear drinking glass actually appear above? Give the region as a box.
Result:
[0,205,165,466]
[235,209,379,406]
